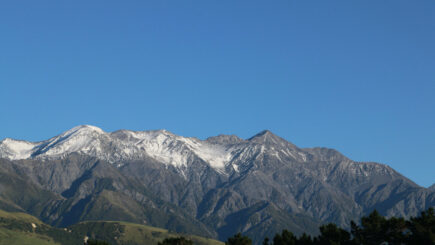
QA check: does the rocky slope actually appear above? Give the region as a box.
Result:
[0,125,434,244]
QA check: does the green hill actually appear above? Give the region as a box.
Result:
[0,209,63,245]
[0,209,223,245]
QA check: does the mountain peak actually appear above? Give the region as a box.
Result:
[255,130,273,136]
[66,125,105,135]
[248,130,286,145]
[54,125,106,141]
[29,125,109,158]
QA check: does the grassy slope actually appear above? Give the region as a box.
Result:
[0,229,59,245]
[112,221,222,245]
[0,209,43,223]
[0,210,60,245]
[71,220,224,245]
[0,209,223,245]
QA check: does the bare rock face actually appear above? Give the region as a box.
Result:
[0,125,434,244]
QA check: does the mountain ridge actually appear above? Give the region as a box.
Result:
[0,125,311,176]
[0,125,433,244]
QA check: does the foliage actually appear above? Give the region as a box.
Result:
[272,230,297,245]
[250,207,435,245]
[158,236,194,245]
[407,207,435,244]
[226,232,252,245]
[317,223,352,245]
[1,206,434,245]
[87,239,110,245]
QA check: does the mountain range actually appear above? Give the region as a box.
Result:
[0,125,434,244]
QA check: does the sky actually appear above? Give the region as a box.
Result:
[0,1,434,187]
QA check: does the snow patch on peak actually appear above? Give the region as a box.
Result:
[34,125,108,158]
[178,137,233,169]
[130,130,191,167]
[1,126,244,173]
[113,130,234,169]
[0,138,37,160]
[63,125,105,135]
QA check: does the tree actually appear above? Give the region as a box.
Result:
[157,236,194,245]
[87,240,110,245]
[384,216,408,244]
[264,208,435,245]
[297,233,313,245]
[226,232,252,245]
[350,220,362,244]
[317,223,352,245]
[358,209,387,245]
[272,229,297,245]
[408,207,435,244]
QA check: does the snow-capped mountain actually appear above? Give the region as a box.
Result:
[0,125,232,169]
[0,125,309,175]
[0,125,433,244]
[0,138,37,160]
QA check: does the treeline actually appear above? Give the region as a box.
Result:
[225,208,435,245]
[99,208,435,245]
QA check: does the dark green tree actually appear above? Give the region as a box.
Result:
[349,220,362,244]
[87,240,110,245]
[358,210,387,245]
[272,229,297,245]
[317,223,352,245]
[157,236,194,245]
[350,209,413,245]
[296,233,313,245]
[384,216,408,244]
[226,232,252,245]
[408,207,435,244]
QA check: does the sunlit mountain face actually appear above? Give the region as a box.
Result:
[1,125,434,244]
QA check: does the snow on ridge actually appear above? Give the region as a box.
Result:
[34,125,108,157]
[0,125,241,171]
[177,137,233,169]
[0,125,266,172]
[127,130,193,167]
[113,129,235,169]
[0,125,109,161]
[0,138,37,160]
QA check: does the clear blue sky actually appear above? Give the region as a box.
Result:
[0,1,434,187]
